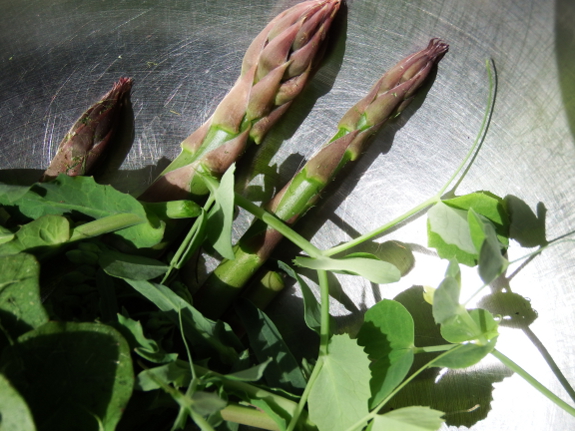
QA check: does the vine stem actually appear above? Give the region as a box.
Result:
[318,269,331,356]
[412,343,457,354]
[190,410,218,431]
[234,193,323,258]
[285,269,332,431]
[323,195,440,256]
[491,349,575,417]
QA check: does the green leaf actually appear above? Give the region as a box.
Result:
[0,225,15,245]
[432,276,463,325]
[170,208,208,272]
[294,254,401,284]
[444,259,461,284]
[440,308,499,344]
[277,260,336,334]
[135,360,192,391]
[467,209,488,252]
[0,321,133,431]
[234,298,306,393]
[0,183,32,204]
[125,279,240,365]
[432,337,498,369]
[443,191,509,230]
[469,211,509,284]
[427,202,477,266]
[205,165,236,260]
[0,254,49,348]
[190,391,227,416]
[0,373,36,431]
[0,214,70,257]
[136,360,191,391]
[357,300,415,409]
[8,175,163,248]
[225,358,273,382]
[369,406,445,431]
[308,334,371,431]
[248,399,288,431]
[99,250,168,281]
[114,313,178,363]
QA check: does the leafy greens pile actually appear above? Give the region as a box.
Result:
[1,3,575,431]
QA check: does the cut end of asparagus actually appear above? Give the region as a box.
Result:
[41,77,133,182]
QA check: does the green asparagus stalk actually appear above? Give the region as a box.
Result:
[138,0,341,203]
[195,39,449,319]
[41,77,133,182]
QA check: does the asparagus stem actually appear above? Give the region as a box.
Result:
[41,77,133,182]
[139,0,341,203]
[240,270,285,310]
[196,39,449,319]
[325,58,496,257]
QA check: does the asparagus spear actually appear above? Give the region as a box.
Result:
[196,39,449,319]
[139,0,341,203]
[41,77,133,182]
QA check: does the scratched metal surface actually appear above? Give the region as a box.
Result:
[1,0,575,429]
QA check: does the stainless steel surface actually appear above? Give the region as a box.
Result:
[1,0,574,429]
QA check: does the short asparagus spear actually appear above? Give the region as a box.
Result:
[196,39,449,318]
[41,77,133,181]
[139,0,341,203]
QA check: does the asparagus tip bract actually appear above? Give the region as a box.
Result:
[41,77,133,182]
[139,0,341,203]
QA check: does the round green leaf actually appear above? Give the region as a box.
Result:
[0,321,134,431]
[440,308,499,344]
[432,337,498,369]
[358,300,415,409]
[0,374,36,431]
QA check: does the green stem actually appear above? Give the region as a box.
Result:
[174,309,201,430]
[285,269,331,431]
[318,269,331,356]
[324,196,439,257]
[412,343,457,354]
[220,403,281,431]
[235,193,322,258]
[285,358,324,431]
[491,349,575,417]
[193,365,299,417]
[440,59,496,196]
[69,213,144,242]
[162,194,215,284]
[189,409,218,431]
